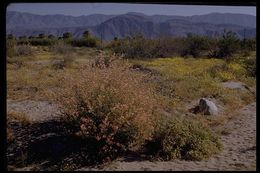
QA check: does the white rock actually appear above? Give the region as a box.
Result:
[199,98,218,115]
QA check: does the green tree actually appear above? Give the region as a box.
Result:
[181,35,210,58]
[217,29,240,58]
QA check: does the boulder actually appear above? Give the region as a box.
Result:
[199,98,218,115]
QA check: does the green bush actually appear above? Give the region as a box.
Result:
[145,116,222,161]
[17,38,29,45]
[110,35,158,59]
[241,57,256,77]
[62,32,73,39]
[240,38,256,52]
[180,35,211,58]
[29,38,57,46]
[210,30,241,59]
[109,35,216,59]
[69,38,97,47]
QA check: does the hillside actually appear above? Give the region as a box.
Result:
[6,11,256,40]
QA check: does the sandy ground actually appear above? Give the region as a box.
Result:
[78,102,256,171]
[7,99,256,171]
[7,99,61,122]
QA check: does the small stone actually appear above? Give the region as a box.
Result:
[199,98,218,115]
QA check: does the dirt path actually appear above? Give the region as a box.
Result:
[78,102,256,171]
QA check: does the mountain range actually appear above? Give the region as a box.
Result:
[6,11,256,40]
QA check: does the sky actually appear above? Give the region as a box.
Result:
[7,3,256,16]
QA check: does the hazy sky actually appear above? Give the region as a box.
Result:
[7,3,256,16]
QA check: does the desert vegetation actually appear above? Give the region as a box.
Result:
[6,29,256,170]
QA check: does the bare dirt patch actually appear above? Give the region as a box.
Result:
[7,99,61,122]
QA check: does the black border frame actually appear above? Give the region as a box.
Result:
[2,0,258,172]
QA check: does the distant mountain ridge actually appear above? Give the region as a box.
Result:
[6,11,256,40]
[6,11,116,29]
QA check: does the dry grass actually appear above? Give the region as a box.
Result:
[7,128,14,143]
[47,56,163,163]
[131,57,255,126]
[7,111,31,125]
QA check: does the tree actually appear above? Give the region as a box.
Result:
[181,35,209,58]
[217,29,240,58]
[63,32,72,39]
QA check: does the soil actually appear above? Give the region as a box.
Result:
[6,99,256,171]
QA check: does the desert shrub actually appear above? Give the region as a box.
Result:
[7,111,31,125]
[241,57,256,77]
[6,39,16,57]
[63,55,75,68]
[7,128,14,143]
[17,38,30,45]
[180,35,211,58]
[7,34,15,40]
[110,36,215,59]
[111,36,148,58]
[54,58,160,163]
[111,36,163,59]
[69,38,98,47]
[227,62,247,77]
[62,32,73,39]
[152,37,185,58]
[216,71,236,81]
[92,52,118,69]
[49,41,73,55]
[29,38,57,46]
[51,55,75,70]
[52,60,66,70]
[145,116,222,161]
[13,44,34,57]
[7,57,24,69]
[240,38,256,52]
[213,30,241,59]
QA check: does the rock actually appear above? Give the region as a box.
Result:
[221,81,247,90]
[199,98,218,115]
